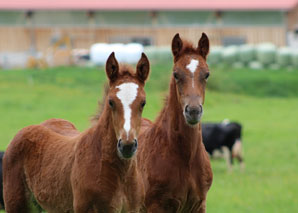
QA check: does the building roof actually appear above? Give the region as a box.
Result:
[1,0,298,11]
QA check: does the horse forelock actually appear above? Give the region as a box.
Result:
[174,39,199,62]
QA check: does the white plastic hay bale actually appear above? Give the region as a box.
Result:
[124,43,144,64]
[208,46,223,65]
[276,47,292,67]
[0,52,29,69]
[90,43,144,65]
[222,46,238,64]
[291,49,298,67]
[239,45,256,64]
[90,43,111,65]
[110,43,126,63]
[256,43,277,66]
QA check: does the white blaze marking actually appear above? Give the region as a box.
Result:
[186,59,199,88]
[116,82,139,137]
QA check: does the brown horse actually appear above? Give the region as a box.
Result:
[3,52,150,213]
[138,33,213,213]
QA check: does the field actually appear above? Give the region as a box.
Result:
[0,64,298,212]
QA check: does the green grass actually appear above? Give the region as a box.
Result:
[0,65,298,212]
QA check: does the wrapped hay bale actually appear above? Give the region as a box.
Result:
[256,43,277,66]
[208,46,223,65]
[276,47,292,67]
[90,43,144,65]
[291,49,298,68]
[239,45,256,64]
[123,43,143,64]
[222,46,238,65]
[109,43,126,63]
[90,43,111,65]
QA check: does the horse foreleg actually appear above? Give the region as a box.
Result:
[195,199,206,213]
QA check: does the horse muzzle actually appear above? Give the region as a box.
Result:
[184,105,203,126]
[117,139,138,159]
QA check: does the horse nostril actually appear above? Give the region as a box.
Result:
[198,105,203,114]
[133,139,138,149]
[185,105,190,113]
[117,139,122,148]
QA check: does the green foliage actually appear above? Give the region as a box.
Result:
[0,65,297,212]
[207,66,298,97]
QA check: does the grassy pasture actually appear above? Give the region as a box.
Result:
[0,65,298,212]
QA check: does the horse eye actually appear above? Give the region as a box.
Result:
[173,72,179,80]
[109,100,114,108]
[205,72,210,80]
[141,100,146,108]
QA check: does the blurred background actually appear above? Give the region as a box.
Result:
[0,0,298,212]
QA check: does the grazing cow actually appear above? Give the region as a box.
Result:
[202,121,244,170]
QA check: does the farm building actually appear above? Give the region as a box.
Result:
[0,0,298,53]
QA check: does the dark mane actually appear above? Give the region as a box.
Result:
[90,64,137,125]
[90,83,109,125]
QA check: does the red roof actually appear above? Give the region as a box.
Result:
[0,0,297,11]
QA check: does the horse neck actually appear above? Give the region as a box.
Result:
[157,77,202,162]
[91,103,135,173]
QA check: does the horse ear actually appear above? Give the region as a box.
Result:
[136,53,150,83]
[106,52,119,82]
[171,33,183,59]
[197,33,209,59]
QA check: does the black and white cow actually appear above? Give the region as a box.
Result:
[202,121,244,170]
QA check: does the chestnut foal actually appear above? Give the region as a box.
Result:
[3,52,150,213]
[138,33,213,213]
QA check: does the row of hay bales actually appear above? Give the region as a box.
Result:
[209,44,298,69]
[144,44,298,69]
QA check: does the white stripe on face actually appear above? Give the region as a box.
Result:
[116,82,139,137]
[186,59,199,88]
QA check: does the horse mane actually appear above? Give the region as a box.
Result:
[90,64,137,125]
[90,83,109,125]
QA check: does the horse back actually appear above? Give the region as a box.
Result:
[41,118,80,137]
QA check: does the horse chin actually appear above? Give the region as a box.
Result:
[117,149,136,160]
[185,115,202,127]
